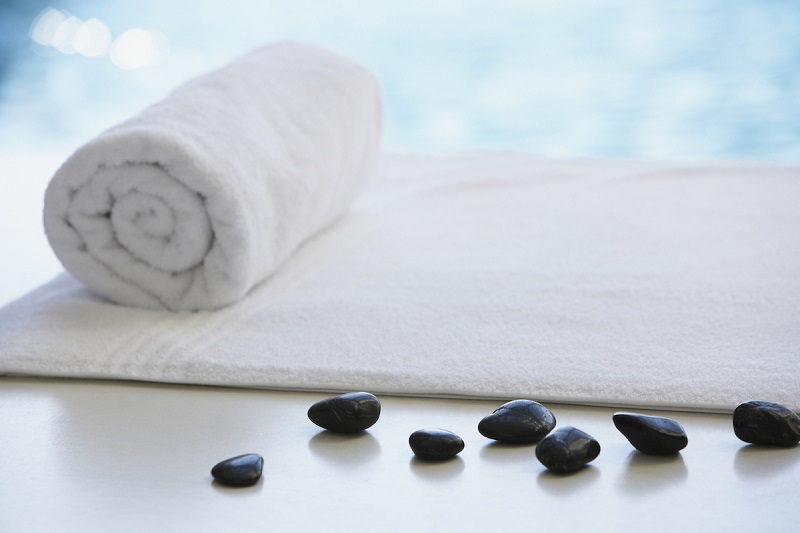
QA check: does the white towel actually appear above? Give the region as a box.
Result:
[2,153,799,412]
[43,41,382,311]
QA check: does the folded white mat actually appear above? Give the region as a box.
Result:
[43,41,382,311]
[2,153,799,413]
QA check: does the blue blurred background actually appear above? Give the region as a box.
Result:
[1,0,800,160]
[1,0,799,304]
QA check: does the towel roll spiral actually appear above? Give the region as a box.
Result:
[43,42,382,311]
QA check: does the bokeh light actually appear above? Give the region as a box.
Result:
[28,7,68,47]
[29,7,169,67]
[72,19,112,57]
[15,1,800,160]
[109,29,170,70]
[50,14,81,54]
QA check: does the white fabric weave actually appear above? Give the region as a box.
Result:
[3,153,798,412]
[43,41,382,310]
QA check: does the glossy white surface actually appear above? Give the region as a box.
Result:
[0,378,797,532]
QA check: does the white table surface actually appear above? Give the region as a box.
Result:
[1,152,798,532]
[1,378,798,533]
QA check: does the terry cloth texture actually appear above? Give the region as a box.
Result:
[42,41,382,311]
[3,153,799,413]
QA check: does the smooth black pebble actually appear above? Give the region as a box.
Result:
[478,399,556,443]
[535,426,600,474]
[613,412,688,455]
[307,392,381,433]
[733,400,800,447]
[409,428,465,461]
[211,453,263,487]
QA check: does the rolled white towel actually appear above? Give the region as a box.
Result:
[43,41,382,311]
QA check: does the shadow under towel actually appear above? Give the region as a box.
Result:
[2,153,799,413]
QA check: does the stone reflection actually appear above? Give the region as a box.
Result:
[615,451,688,496]
[307,430,382,467]
[734,444,800,480]
[536,465,600,495]
[479,441,537,465]
[409,456,465,482]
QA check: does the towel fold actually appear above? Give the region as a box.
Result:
[43,41,382,311]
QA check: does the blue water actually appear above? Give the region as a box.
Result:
[1,0,799,161]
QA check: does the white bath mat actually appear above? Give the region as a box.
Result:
[2,153,798,413]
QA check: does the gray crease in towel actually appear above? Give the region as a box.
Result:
[43,41,383,311]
